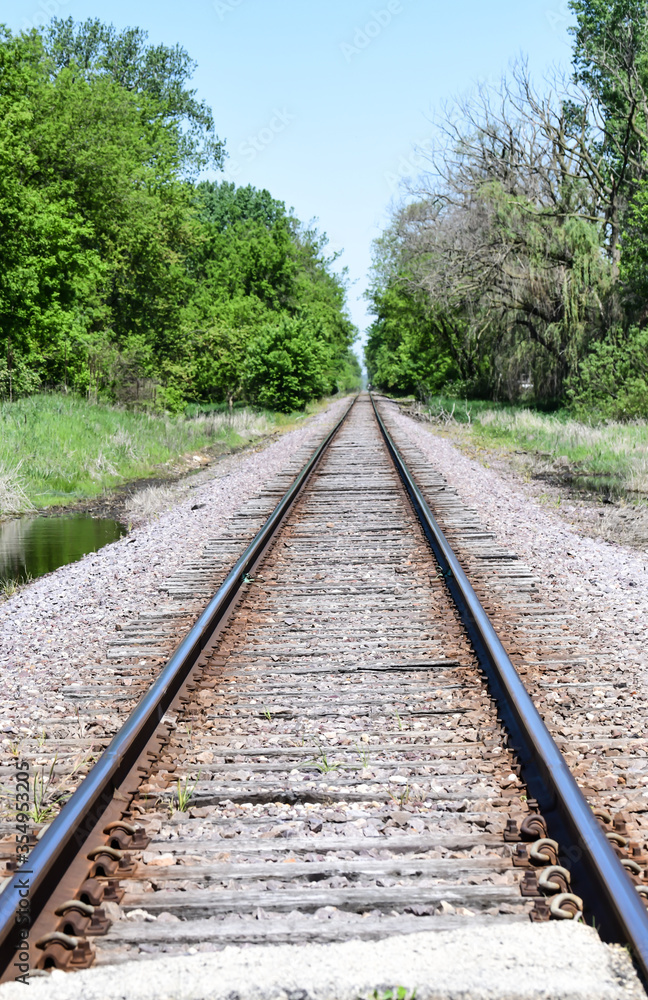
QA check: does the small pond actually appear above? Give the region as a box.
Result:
[0,515,127,585]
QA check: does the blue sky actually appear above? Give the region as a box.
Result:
[7,0,575,353]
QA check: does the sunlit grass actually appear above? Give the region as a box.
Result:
[0,393,300,515]
[420,395,648,497]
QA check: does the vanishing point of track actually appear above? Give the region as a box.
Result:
[1,394,647,983]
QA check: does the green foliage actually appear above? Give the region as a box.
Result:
[620,179,648,306]
[176,182,359,408]
[372,986,416,1000]
[0,392,277,512]
[569,0,648,134]
[365,282,461,395]
[43,17,223,173]
[0,22,357,413]
[335,349,363,393]
[174,773,200,812]
[567,326,648,418]
[242,317,329,412]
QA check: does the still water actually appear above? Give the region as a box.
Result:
[0,515,127,584]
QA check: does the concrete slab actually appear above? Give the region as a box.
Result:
[1,923,645,1000]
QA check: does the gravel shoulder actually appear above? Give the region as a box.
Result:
[404,411,648,550]
[0,924,642,1000]
[387,405,648,693]
[0,396,351,739]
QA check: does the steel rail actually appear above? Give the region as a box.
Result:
[371,393,648,982]
[0,395,356,975]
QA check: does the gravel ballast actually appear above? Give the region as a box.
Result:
[0,398,350,738]
[386,404,648,691]
[2,397,648,997]
[5,395,645,735]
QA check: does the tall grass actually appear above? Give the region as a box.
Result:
[0,393,276,515]
[0,462,35,516]
[419,395,648,497]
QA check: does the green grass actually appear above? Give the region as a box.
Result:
[419,395,648,498]
[0,392,328,516]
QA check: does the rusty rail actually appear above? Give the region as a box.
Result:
[2,390,647,984]
[371,393,648,981]
[0,396,356,978]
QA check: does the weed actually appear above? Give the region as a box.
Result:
[262,707,272,721]
[537,493,561,507]
[372,988,417,1000]
[0,572,33,598]
[421,394,648,500]
[389,784,411,808]
[69,751,98,778]
[0,393,285,513]
[304,744,350,774]
[29,758,59,823]
[125,484,176,521]
[70,705,87,740]
[394,711,403,731]
[399,784,411,807]
[0,460,34,516]
[174,773,201,812]
[355,744,370,768]
[0,577,18,599]
[305,751,343,774]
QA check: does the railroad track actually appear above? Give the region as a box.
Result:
[1,393,647,985]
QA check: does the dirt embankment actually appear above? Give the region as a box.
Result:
[33,432,284,525]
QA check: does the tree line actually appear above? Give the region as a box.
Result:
[0,18,360,412]
[365,0,648,419]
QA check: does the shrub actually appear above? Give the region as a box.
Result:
[566,326,648,420]
[242,317,328,412]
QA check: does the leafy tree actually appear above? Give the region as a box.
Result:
[0,29,106,397]
[242,317,329,412]
[0,22,358,411]
[180,183,359,406]
[365,282,459,395]
[567,325,648,417]
[569,0,648,256]
[335,349,363,393]
[43,17,223,173]
[619,177,648,310]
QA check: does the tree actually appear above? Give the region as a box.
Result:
[180,183,359,406]
[0,29,106,397]
[366,63,615,402]
[43,17,224,173]
[568,0,648,257]
[365,281,460,395]
[242,317,328,412]
[0,23,358,411]
[567,324,648,417]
